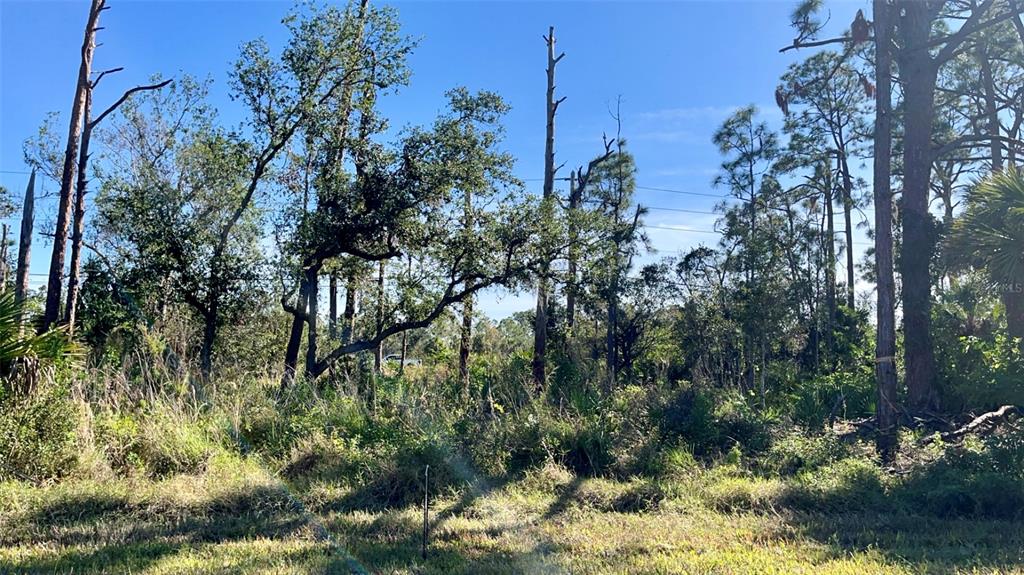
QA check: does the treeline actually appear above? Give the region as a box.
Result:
[5,0,1024,466]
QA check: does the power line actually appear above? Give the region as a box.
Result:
[643,224,720,234]
[636,185,727,199]
[645,206,717,215]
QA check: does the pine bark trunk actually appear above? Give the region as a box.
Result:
[64,86,94,333]
[874,0,900,462]
[898,0,940,413]
[839,150,856,308]
[43,0,104,331]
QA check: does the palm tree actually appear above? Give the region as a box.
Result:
[0,292,78,396]
[948,169,1024,340]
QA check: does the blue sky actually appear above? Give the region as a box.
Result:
[0,0,869,318]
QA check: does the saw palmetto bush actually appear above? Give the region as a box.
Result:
[0,292,82,481]
[948,169,1024,339]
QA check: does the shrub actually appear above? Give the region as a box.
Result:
[899,428,1024,519]
[92,405,223,478]
[786,369,875,429]
[761,432,848,477]
[0,382,80,481]
[782,458,887,513]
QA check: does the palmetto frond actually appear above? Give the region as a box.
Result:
[949,169,1024,288]
[0,292,80,389]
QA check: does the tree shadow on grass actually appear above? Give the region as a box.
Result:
[0,484,366,574]
[327,505,562,575]
[764,466,1024,572]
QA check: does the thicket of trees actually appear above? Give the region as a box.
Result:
[7,0,1024,466]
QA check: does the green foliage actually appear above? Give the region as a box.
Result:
[654,384,773,458]
[0,381,80,481]
[761,431,848,476]
[936,330,1024,410]
[785,368,875,429]
[90,403,226,478]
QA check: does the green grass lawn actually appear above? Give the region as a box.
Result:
[2,456,1023,574]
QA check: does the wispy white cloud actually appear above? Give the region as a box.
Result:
[650,166,719,178]
[630,130,699,144]
[637,103,784,124]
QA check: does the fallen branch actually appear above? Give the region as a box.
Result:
[919,405,1019,446]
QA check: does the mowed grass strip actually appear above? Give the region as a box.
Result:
[3,460,1024,574]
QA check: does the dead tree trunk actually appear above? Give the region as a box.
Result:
[874,0,900,462]
[14,170,35,312]
[532,26,565,393]
[43,0,104,331]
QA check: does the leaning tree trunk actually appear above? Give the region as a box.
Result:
[281,276,311,388]
[532,26,564,393]
[874,0,900,463]
[43,0,104,331]
[898,0,940,413]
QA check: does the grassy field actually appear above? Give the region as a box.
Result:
[3,454,1023,575]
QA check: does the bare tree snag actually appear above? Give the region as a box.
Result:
[532,26,565,393]
[42,0,105,332]
[15,171,35,311]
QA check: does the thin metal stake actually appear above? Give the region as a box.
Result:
[422,464,430,560]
